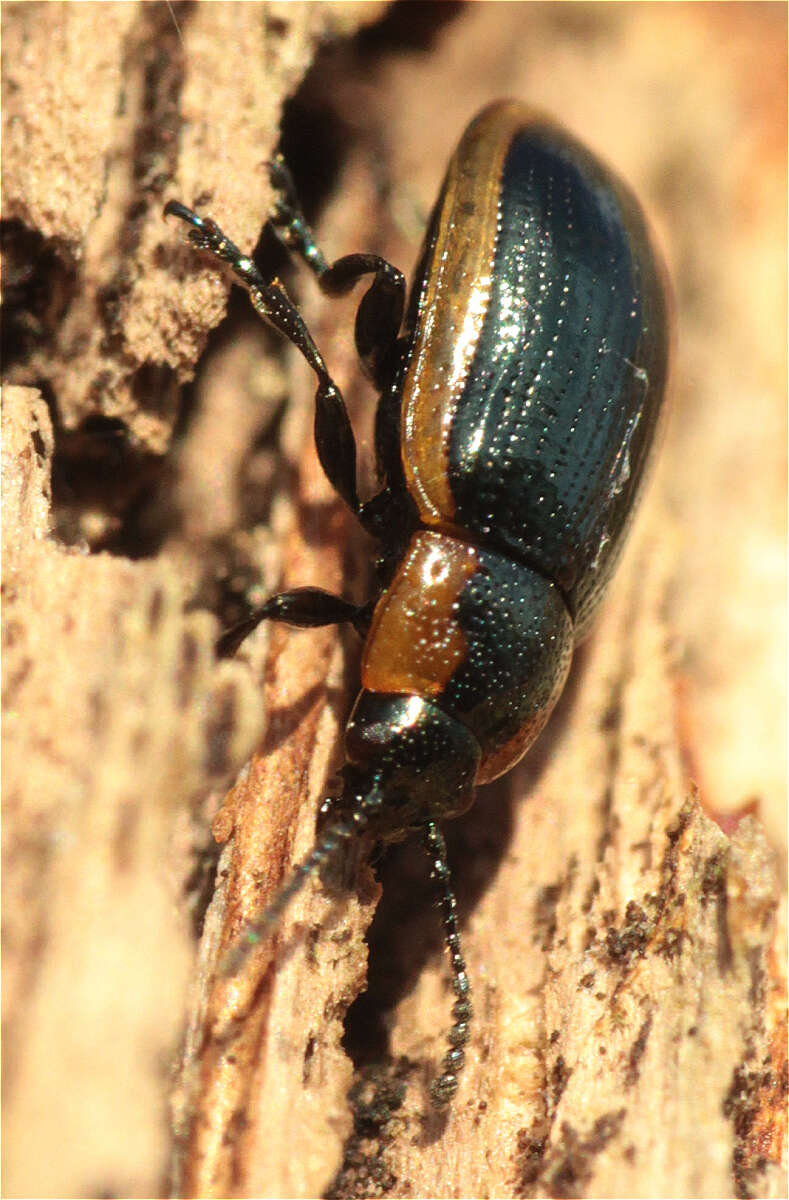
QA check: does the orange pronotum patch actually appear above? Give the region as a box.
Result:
[362,531,479,697]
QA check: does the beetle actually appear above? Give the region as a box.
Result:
[165,99,670,1106]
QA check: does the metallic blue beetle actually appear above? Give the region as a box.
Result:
[166,100,670,1105]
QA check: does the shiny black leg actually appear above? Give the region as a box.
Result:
[268,156,405,390]
[215,587,373,658]
[165,201,365,521]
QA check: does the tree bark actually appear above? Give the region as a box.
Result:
[2,3,785,1198]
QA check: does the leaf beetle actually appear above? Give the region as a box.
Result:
[165,99,670,1106]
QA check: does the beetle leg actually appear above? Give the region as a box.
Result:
[319,252,405,390]
[164,201,375,527]
[216,588,373,658]
[424,820,472,1107]
[269,157,406,390]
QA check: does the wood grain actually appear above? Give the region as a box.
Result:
[2,3,785,1197]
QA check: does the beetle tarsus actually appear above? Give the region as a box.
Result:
[267,154,330,278]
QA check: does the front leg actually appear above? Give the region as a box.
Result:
[216,587,373,658]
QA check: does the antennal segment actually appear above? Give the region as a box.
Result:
[424,820,472,1107]
[220,784,384,979]
[221,806,367,978]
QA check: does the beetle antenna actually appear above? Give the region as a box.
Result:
[424,820,472,1106]
[220,791,380,978]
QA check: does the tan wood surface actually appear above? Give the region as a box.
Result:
[3,3,785,1197]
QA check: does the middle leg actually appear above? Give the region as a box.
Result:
[216,587,374,658]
